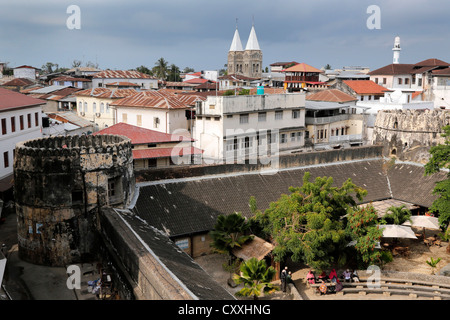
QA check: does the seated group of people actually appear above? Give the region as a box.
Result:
[306,269,360,295]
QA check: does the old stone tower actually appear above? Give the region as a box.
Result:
[227,23,263,78]
[14,134,135,266]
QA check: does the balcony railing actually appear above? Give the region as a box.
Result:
[305,114,350,125]
[329,134,362,143]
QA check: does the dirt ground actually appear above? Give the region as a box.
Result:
[194,228,450,300]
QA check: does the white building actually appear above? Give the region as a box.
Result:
[92,70,158,90]
[193,93,306,162]
[0,88,45,190]
[13,65,38,80]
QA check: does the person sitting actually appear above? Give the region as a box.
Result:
[318,280,328,295]
[352,270,360,283]
[329,269,339,284]
[318,270,329,282]
[343,269,352,282]
[306,270,316,285]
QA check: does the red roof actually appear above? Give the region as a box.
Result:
[92,70,156,79]
[306,89,357,103]
[1,78,35,87]
[343,80,390,95]
[0,87,46,112]
[74,88,138,99]
[183,78,212,84]
[93,122,194,145]
[132,146,203,160]
[414,58,450,67]
[282,63,322,73]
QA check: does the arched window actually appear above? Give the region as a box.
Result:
[106,103,110,113]
[100,103,105,113]
[93,102,97,113]
[84,102,87,113]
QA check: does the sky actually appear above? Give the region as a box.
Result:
[1,0,449,73]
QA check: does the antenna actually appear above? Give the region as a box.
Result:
[235,18,238,29]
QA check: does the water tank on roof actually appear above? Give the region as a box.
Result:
[257,85,264,95]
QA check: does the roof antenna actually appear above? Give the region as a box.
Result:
[236,18,238,29]
[252,15,255,26]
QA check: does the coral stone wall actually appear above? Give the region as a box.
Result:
[14,134,135,266]
[372,109,450,163]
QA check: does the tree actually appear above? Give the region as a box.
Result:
[233,257,277,300]
[182,67,195,74]
[41,62,59,74]
[153,57,169,80]
[167,64,181,82]
[346,205,383,267]
[381,205,412,225]
[209,213,253,267]
[135,65,153,76]
[72,59,82,68]
[426,257,441,275]
[324,64,332,70]
[424,125,450,232]
[252,172,367,271]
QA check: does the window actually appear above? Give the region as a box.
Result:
[137,115,142,126]
[383,78,387,85]
[405,78,409,85]
[11,117,15,132]
[122,113,128,123]
[258,112,266,122]
[239,113,249,124]
[148,158,157,167]
[1,118,6,135]
[27,114,31,128]
[412,77,416,85]
[280,134,287,144]
[227,115,233,119]
[100,103,105,113]
[93,102,97,113]
[106,103,110,113]
[292,110,300,119]
[209,104,215,110]
[20,115,24,130]
[398,78,402,85]
[35,112,39,127]
[275,110,283,120]
[153,117,160,128]
[84,102,87,113]
[291,132,296,142]
[418,78,422,86]
[374,78,378,84]
[3,151,9,168]
[296,131,303,141]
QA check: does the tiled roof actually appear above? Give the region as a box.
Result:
[368,64,415,76]
[432,67,450,76]
[111,90,205,109]
[132,160,392,237]
[414,58,450,67]
[218,74,259,81]
[105,82,141,87]
[92,70,156,79]
[270,61,299,67]
[183,78,212,84]
[93,122,193,144]
[306,89,357,102]
[74,88,138,99]
[343,80,390,95]
[1,78,35,87]
[282,63,322,73]
[50,76,91,83]
[0,87,46,111]
[132,147,203,160]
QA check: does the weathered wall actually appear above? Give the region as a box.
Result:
[135,145,383,182]
[372,109,450,164]
[14,134,135,266]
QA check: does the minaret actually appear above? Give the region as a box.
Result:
[392,36,401,64]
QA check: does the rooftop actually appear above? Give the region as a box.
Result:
[283,63,323,73]
[343,80,391,95]
[0,87,46,112]
[306,89,357,103]
[74,88,138,99]
[111,90,205,109]
[1,78,35,87]
[92,70,156,79]
[93,122,194,145]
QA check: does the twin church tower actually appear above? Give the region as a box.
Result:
[227,22,263,78]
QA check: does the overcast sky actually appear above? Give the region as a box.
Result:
[1,0,449,72]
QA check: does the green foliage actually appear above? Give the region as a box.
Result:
[223,89,235,96]
[426,257,442,274]
[209,212,253,256]
[135,65,153,76]
[346,205,383,267]
[424,125,450,229]
[252,172,367,270]
[153,57,169,80]
[233,257,277,300]
[238,88,250,95]
[380,205,412,225]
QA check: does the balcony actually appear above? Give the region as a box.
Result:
[329,134,362,143]
[305,114,350,125]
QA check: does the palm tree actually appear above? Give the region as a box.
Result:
[209,212,253,257]
[153,57,168,80]
[233,257,278,300]
[382,205,412,225]
[167,64,181,82]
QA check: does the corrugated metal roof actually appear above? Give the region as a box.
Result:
[132,147,203,160]
[0,87,46,111]
[111,90,205,109]
[92,70,156,79]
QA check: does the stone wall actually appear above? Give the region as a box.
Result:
[135,145,383,182]
[372,109,450,164]
[14,134,135,266]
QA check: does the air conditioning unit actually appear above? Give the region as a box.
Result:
[96,113,101,117]
[80,112,85,116]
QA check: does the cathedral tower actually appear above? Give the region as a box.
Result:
[227,22,263,78]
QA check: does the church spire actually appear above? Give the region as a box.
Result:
[229,23,244,52]
[245,24,260,51]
